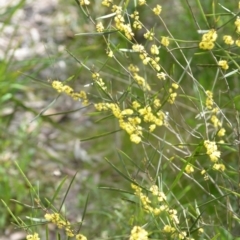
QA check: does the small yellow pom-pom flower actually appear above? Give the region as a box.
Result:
[96,22,104,32]
[138,0,146,6]
[76,234,87,240]
[223,35,234,45]
[130,134,141,144]
[101,0,112,7]
[212,163,225,172]
[198,228,204,235]
[235,17,240,28]
[144,31,154,40]
[204,140,221,162]
[107,49,113,57]
[163,225,175,233]
[172,83,179,89]
[185,164,194,174]
[161,36,170,47]
[129,226,148,240]
[149,124,156,132]
[199,41,208,50]
[79,0,90,6]
[236,39,240,47]
[132,44,145,52]
[218,60,229,70]
[157,72,167,80]
[218,128,226,137]
[153,5,162,15]
[132,101,141,109]
[26,233,40,240]
[150,44,159,55]
[179,232,187,239]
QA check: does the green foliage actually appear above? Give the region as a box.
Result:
[2,0,240,240]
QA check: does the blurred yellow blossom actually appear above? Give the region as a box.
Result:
[204,140,221,162]
[150,44,159,55]
[199,29,217,50]
[161,36,170,47]
[138,0,146,6]
[101,0,112,7]
[96,22,104,32]
[79,0,90,5]
[26,233,40,240]
[163,225,175,233]
[76,234,87,240]
[153,5,162,15]
[157,72,167,80]
[218,128,226,137]
[236,39,240,46]
[205,90,214,109]
[223,35,234,45]
[144,31,154,40]
[185,164,194,174]
[213,163,225,172]
[218,60,229,70]
[129,226,148,240]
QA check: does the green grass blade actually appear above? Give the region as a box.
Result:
[58,172,78,213]
[48,176,68,208]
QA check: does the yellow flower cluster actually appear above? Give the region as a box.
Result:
[130,184,194,239]
[129,64,151,91]
[44,213,87,239]
[79,0,90,6]
[221,18,240,47]
[163,225,193,240]
[129,226,148,240]
[168,83,179,104]
[217,127,226,137]
[138,0,146,6]
[212,163,225,171]
[132,44,160,71]
[201,169,209,181]
[112,5,134,40]
[76,234,87,240]
[204,140,221,163]
[45,213,74,237]
[94,102,141,143]
[94,67,167,144]
[95,105,133,143]
[153,5,162,15]
[161,36,170,47]
[223,35,234,45]
[26,233,40,240]
[144,31,155,41]
[210,114,222,128]
[157,72,167,80]
[101,0,112,7]
[204,140,225,171]
[185,164,194,174]
[205,90,213,109]
[133,73,151,90]
[92,72,107,91]
[199,29,217,50]
[52,80,88,105]
[218,60,229,70]
[131,11,142,30]
[235,17,240,33]
[131,184,180,219]
[150,44,159,55]
[205,91,226,137]
[96,22,104,32]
